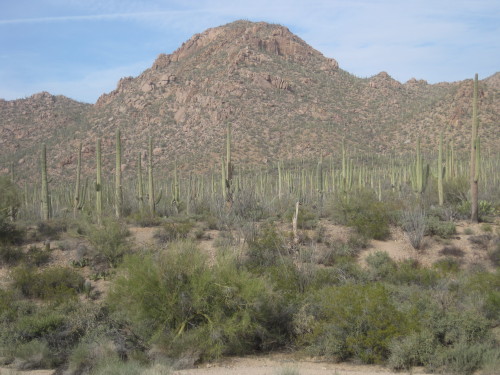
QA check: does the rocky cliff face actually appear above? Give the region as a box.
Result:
[1,20,498,181]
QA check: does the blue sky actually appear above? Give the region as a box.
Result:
[0,0,498,103]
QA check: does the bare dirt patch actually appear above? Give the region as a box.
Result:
[173,353,432,375]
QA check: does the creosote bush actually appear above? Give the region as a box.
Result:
[329,189,394,240]
[425,216,456,238]
[11,265,85,300]
[154,220,194,243]
[298,283,409,364]
[87,219,131,268]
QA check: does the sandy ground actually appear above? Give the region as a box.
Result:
[172,354,432,375]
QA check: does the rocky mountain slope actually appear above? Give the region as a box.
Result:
[0,20,498,180]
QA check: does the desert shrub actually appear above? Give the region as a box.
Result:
[330,189,392,240]
[401,206,426,249]
[232,187,266,221]
[67,338,120,375]
[108,241,290,361]
[439,245,465,257]
[26,245,51,266]
[127,212,163,227]
[465,272,500,323]
[0,243,24,265]
[12,339,54,369]
[300,283,409,363]
[464,227,475,235]
[36,219,68,240]
[425,216,456,238]
[455,200,497,221]
[388,330,437,370]
[468,234,492,250]
[0,176,21,227]
[11,265,84,300]
[443,176,468,204]
[428,341,491,375]
[481,348,500,375]
[365,251,397,281]
[0,219,24,245]
[390,260,440,287]
[481,223,493,233]
[433,257,462,273]
[87,219,130,268]
[154,221,194,243]
[0,177,24,244]
[245,223,289,269]
[490,241,500,267]
[285,204,318,230]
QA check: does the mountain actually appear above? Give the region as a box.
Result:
[0,20,498,180]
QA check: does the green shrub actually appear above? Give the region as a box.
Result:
[246,223,288,269]
[127,212,163,227]
[443,176,468,204]
[481,223,493,233]
[26,245,51,266]
[365,251,397,281]
[11,265,84,299]
[464,227,475,235]
[87,219,130,268]
[330,189,392,240]
[12,339,54,369]
[390,260,440,287]
[433,257,462,273]
[300,283,409,363]
[0,219,24,245]
[154,221,194,243]
[439,245,465,257]
[285,205,318,230]
[429,341,491,375]
[425,216,456,238]
[489,238,500,267]
[36,219,68,240]
[0,243,24,265]
[465,272,500,323]
[481,348,500,375]
[388,330,437,370]
[67,338,120,375]
[0,175,21,227]
[108,241,290,361]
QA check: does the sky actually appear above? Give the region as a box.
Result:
[0,0,498,104]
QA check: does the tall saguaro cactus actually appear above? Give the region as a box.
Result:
[148,136,155,214]
[41,143,50,221]
[470,74,480,222]
[96,138,102,225]
[115,129,123,218]
[225,123,233,204]
[136,152,144,213]
[438,133,444,206]
[73,141,82,218]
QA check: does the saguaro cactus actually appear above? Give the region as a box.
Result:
[96,138,102,225]
[148,136,155,214]
[438,133,444,206]
[470,74,480,222]
[115,129,123,218]
[41,143,50,221]
[225,123,233,204]
[73,142,82,218]
[136,152,144,212]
